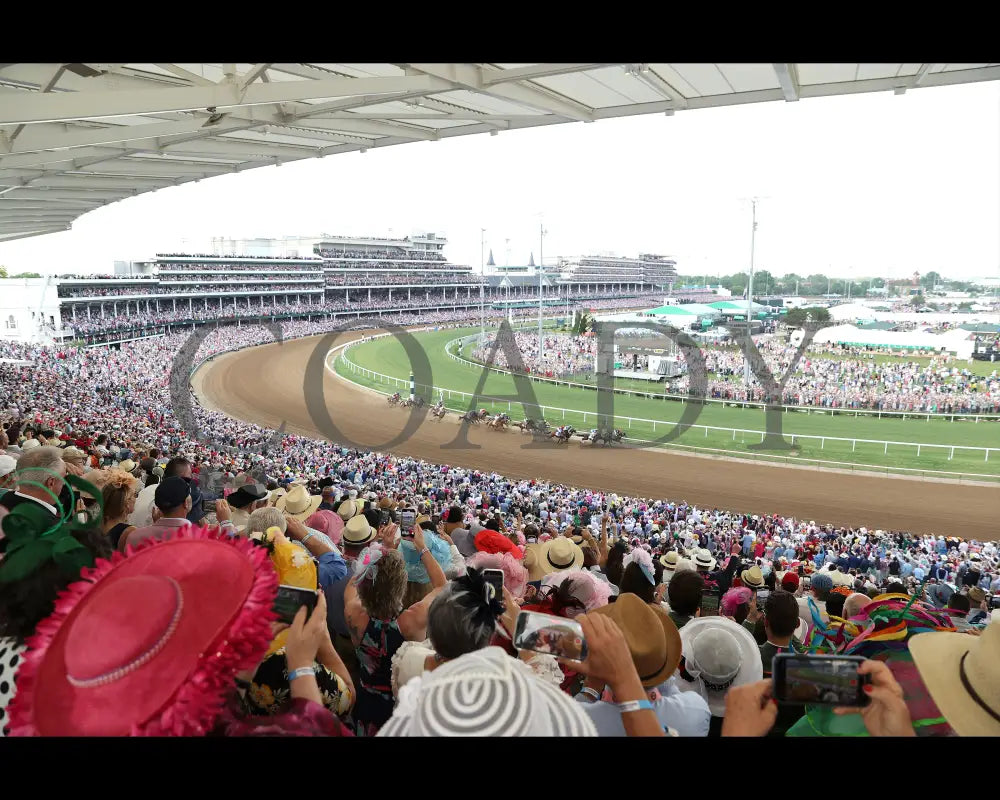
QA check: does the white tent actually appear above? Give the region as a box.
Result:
[813,324,976,357]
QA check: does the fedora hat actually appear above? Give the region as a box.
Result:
[676,617,763,716]
[275,485,322,520]
[229,482,268,509]
[592,593,681,688]
[660,551,679,571]
[740,565,764,589]
[117,459,136,474]
[342,514,376,547]
[968,587,986,605]
[910,617,1000,736]
[692,549,716,571]
[6,526,277,736]
[61,446,87,463]
[336,498,359,522]
[540,538,584,575]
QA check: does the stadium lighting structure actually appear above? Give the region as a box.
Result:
[538,220,547,364]
[480,228,486,342]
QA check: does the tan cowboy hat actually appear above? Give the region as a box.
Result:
[378,496,398,511]
[740,565,764,589]
[539,538,585,576]
[342,514,377,547]
[336,498,359,522]
[523,543,547,583]
[910,618,1000,736]
[592,593,681,688]
[117,459,137,474]
[61,446,87,463]
[659,552,679,571]
[275,484,322,520]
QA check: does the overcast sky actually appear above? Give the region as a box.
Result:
[1,81,997,281]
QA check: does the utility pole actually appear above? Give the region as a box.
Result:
[539,221,546,366]
[744,198,758,387]
[480,228,486,341]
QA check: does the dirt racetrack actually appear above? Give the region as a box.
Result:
[193,331,999,539]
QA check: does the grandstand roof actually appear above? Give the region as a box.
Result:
[2,63,998,243]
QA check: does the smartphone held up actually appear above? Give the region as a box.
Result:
[772,654,871,707]
[513,610,588,663]
[273,584,319,625]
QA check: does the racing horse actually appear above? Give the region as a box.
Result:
[548,425,577,444]
[458,408,490,424]
[514,417,549,435]
[581,427,625,446]
[401,395,426,409]
[430,400,447,420]
[387,392,402,406]
[486,412,511,431]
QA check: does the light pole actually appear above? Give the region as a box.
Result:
[744,198,758,387]
[480,228,487,341]
[539,221,547,365]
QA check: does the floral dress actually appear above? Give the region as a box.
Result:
[352,616,404,736]
[241,647,353,721]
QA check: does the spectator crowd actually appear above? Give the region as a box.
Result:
[474,331,1000,414]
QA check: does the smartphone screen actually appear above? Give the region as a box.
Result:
[513,611,588,663]
[399,509,416,537]
[379,509,390,526]
[773,654,870,707]
[273,584,318,625]
[700,589,721,617]
[757,589,770,606]
[483,568,504,601]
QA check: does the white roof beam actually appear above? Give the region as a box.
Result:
[633,68,689,109]
[13,174,177,191]
[0,221,70,234]
[773,64,800,101]
[480,64,620,85]
[152,64,215,86]
[239,63,272,90]
[0,75,450,125]
[2,187,133,201]
[0,226,69,242]
[1,117,250,154]
[292,117,438,141]
[401,64,594,122]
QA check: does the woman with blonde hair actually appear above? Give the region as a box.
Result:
[99,468,138,551]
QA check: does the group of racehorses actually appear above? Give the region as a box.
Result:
[386,393,624,445]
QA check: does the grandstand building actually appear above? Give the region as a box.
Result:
[556,253,678,293]
[1,235,674,346]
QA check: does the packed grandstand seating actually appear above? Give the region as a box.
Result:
[0,309,996,738]
[59,283,324,298]
[157,262,326,273]
[326,272,483,286]
[58,291,669,343]
[318,247,446,261]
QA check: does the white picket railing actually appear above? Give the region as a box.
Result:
[336,341,1000,466]
[445,334,1000,423]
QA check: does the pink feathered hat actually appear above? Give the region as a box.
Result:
[540,568,612,612]
[7,525,278,737]
[465,551,529,599]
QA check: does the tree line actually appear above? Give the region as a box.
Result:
[680,270,980,297]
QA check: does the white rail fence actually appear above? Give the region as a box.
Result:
[337,341,1000,467]
[444,334,1000,423]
